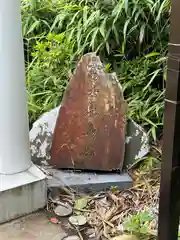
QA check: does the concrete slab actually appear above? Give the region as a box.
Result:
[0,211,67,240]
[0,165,47,223]
[47,169,132,193]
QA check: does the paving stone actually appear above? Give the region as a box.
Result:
[0,212,67,240]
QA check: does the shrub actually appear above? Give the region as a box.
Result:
[21,0,170,140]
[118,54,167,141]
[27,33,75,124]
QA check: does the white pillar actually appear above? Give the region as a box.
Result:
[0,0,31,174]
[0,0,47,223]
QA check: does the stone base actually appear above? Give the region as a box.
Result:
[0,165,47,224]
[48,169,132,193]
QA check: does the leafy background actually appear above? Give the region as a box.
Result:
[21,0,170,142]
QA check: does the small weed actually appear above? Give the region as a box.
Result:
[110,186,118,192]
[123,211,153,234]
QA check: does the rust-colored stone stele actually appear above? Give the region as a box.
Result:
[50,53,126,171]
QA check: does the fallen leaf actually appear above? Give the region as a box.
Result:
[74,196,88,210]
[69,215,87,226]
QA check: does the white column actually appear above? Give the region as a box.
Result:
[0,0,32,174]
[0,1,46,224]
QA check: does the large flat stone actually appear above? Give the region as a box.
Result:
[51,53,126,171]
[47,169,132,193]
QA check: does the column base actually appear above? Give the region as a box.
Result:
[0,164,47,224]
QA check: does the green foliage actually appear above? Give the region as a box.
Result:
[123,211,153,234]
[51,0,169,54]
[27,32,75,123]
[45,0,170,58]
[117,54,167,141]
[21,0,170,140]
[130,155,161,171]
[21,0,170,58]
[21,0,54,37]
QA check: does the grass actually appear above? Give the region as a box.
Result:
[21,0,170,140]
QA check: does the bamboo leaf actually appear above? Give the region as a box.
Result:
[99,17,107,39]
[128,24,138,35]
[156,0,168,23]
[77,19,83,49]
[112,2,124,25]
[112,25,120,44]
[67,28,76,42]
[83,6,88,25]
[155,56,168,63]
[85,11,97,28]
[124,0,129,14]
[123,18,131,39]
[67,11,80,28]
[151,126,157,142]
[145,52,160,58]
[50,14,65,31]
[90,28,99,51]
[141,117,157,128]
[83,27,96,50]
[27,20,40,35]
[139,24,146,44]
[143,69,161,91]
[106,42,110,54]
[29,0,37,10]
[135,9,142,23]
[22,16,31,36]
